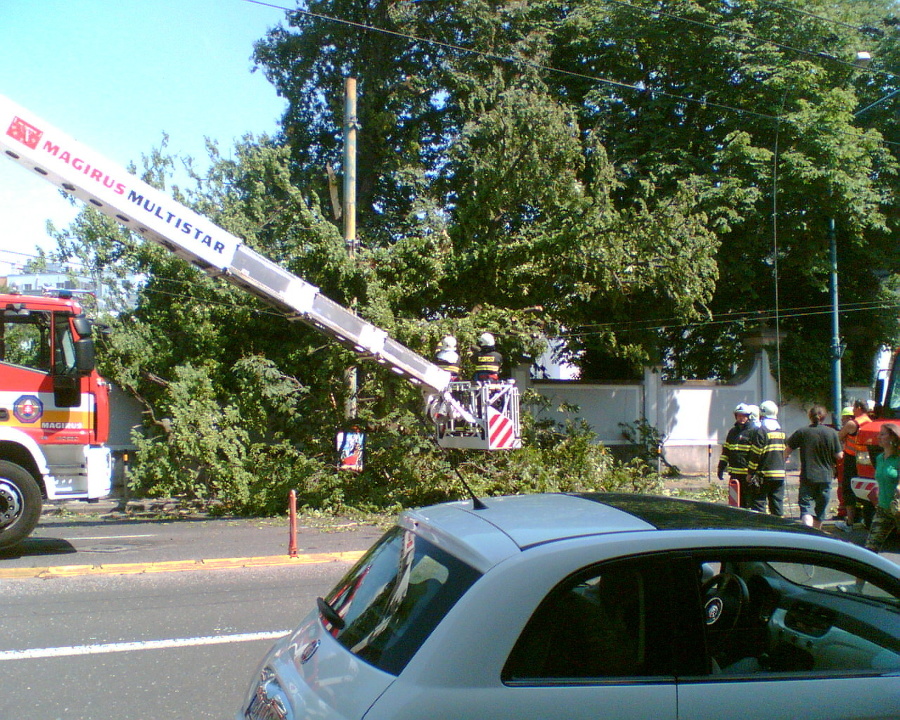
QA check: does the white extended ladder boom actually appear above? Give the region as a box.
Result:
[0,94,450,393]
[0,94,520,450]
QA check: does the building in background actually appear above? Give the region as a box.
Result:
[0,262,139,314]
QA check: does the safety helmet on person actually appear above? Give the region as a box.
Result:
[478,332,495,348]
[734,403,752,416]
[439,335,457,351]
[759,400,779,418]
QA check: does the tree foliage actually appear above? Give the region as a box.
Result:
[47,0,900,511]
[255,0,900,393]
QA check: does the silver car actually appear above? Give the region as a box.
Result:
[238,493,900,720]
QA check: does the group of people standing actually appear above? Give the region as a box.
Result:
[717,401,789,517]
[717,400,843,527]
[718,399,900,554]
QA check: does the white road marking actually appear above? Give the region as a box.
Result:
[71,534,155,541]
[0,630,289,661]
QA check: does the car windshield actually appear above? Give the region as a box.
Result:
[767,561,900,604]
[322,525,481,675]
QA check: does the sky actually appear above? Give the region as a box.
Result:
[0,0,290,274]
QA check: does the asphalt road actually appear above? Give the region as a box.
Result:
[2,564,348,719]
[0,515,384,720]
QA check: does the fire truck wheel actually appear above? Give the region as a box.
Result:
[0,461,42,549]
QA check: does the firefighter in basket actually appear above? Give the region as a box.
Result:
[472,332,503,383]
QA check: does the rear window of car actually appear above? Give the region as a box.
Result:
[322,525,481,675]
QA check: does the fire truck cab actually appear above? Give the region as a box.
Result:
[0,291,112,547]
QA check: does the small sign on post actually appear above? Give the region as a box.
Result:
[336,427,365,472]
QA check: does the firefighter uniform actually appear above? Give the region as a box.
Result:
[747,415,787,516]
[717,404,755,509]
[472,333,503,383]
[435,335,461,381]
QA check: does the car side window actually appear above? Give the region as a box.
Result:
[692,551,900,678]
[503,558,675,682]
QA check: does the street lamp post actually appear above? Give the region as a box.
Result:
[825,51,874,422]
[829,217,843,420]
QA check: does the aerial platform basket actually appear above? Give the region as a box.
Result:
[433,381,521,451]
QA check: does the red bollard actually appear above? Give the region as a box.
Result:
[288,489,298,558]
[728,478,741,508]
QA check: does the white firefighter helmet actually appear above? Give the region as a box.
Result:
[478,332,495,348]
[734,403,752,416]
[759,400,778,418]
[439,335,457,351]
[747,404,760,423]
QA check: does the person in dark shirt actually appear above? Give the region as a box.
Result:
[785,405,843,529]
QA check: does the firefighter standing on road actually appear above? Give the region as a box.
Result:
[747,400,787,516]
[717,403,755,508]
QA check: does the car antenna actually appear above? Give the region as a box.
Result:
[452,463,488,510]
[418,414,487,510]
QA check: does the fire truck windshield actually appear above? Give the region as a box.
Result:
[0,310,78,374]
[54,314,78,374]
[882,352,900,418]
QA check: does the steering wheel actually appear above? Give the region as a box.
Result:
[701,572,749,632]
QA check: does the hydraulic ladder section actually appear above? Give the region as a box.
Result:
[0,94,520,450]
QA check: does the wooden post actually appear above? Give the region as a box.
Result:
[288,489,298,558]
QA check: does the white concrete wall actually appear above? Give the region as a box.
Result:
[518,351,869,473]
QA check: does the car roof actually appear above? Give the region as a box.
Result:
[402,493,821,571]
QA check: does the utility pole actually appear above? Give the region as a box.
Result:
[343,77,358,421]
[344,77,358,258]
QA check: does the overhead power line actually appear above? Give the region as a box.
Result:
[561,298,900,338]
[243,0,781,123]
[139,267,895,341]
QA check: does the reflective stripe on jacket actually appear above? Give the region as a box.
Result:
[719,422,755,476]
[748,419,787,480]
[473,351,502,376]
[851,415,872,456]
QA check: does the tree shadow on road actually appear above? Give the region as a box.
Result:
[0,536,76,560]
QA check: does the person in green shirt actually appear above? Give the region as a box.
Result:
[864,423,900,553]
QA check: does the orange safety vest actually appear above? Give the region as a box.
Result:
[852,415,872,455]
[843,414,872,456]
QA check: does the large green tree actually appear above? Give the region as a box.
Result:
[255,0,900,395]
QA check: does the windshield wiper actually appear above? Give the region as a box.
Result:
[316,596,346,630]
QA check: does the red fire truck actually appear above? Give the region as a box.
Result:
[851,349,899,509]
[0,290,111,547]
